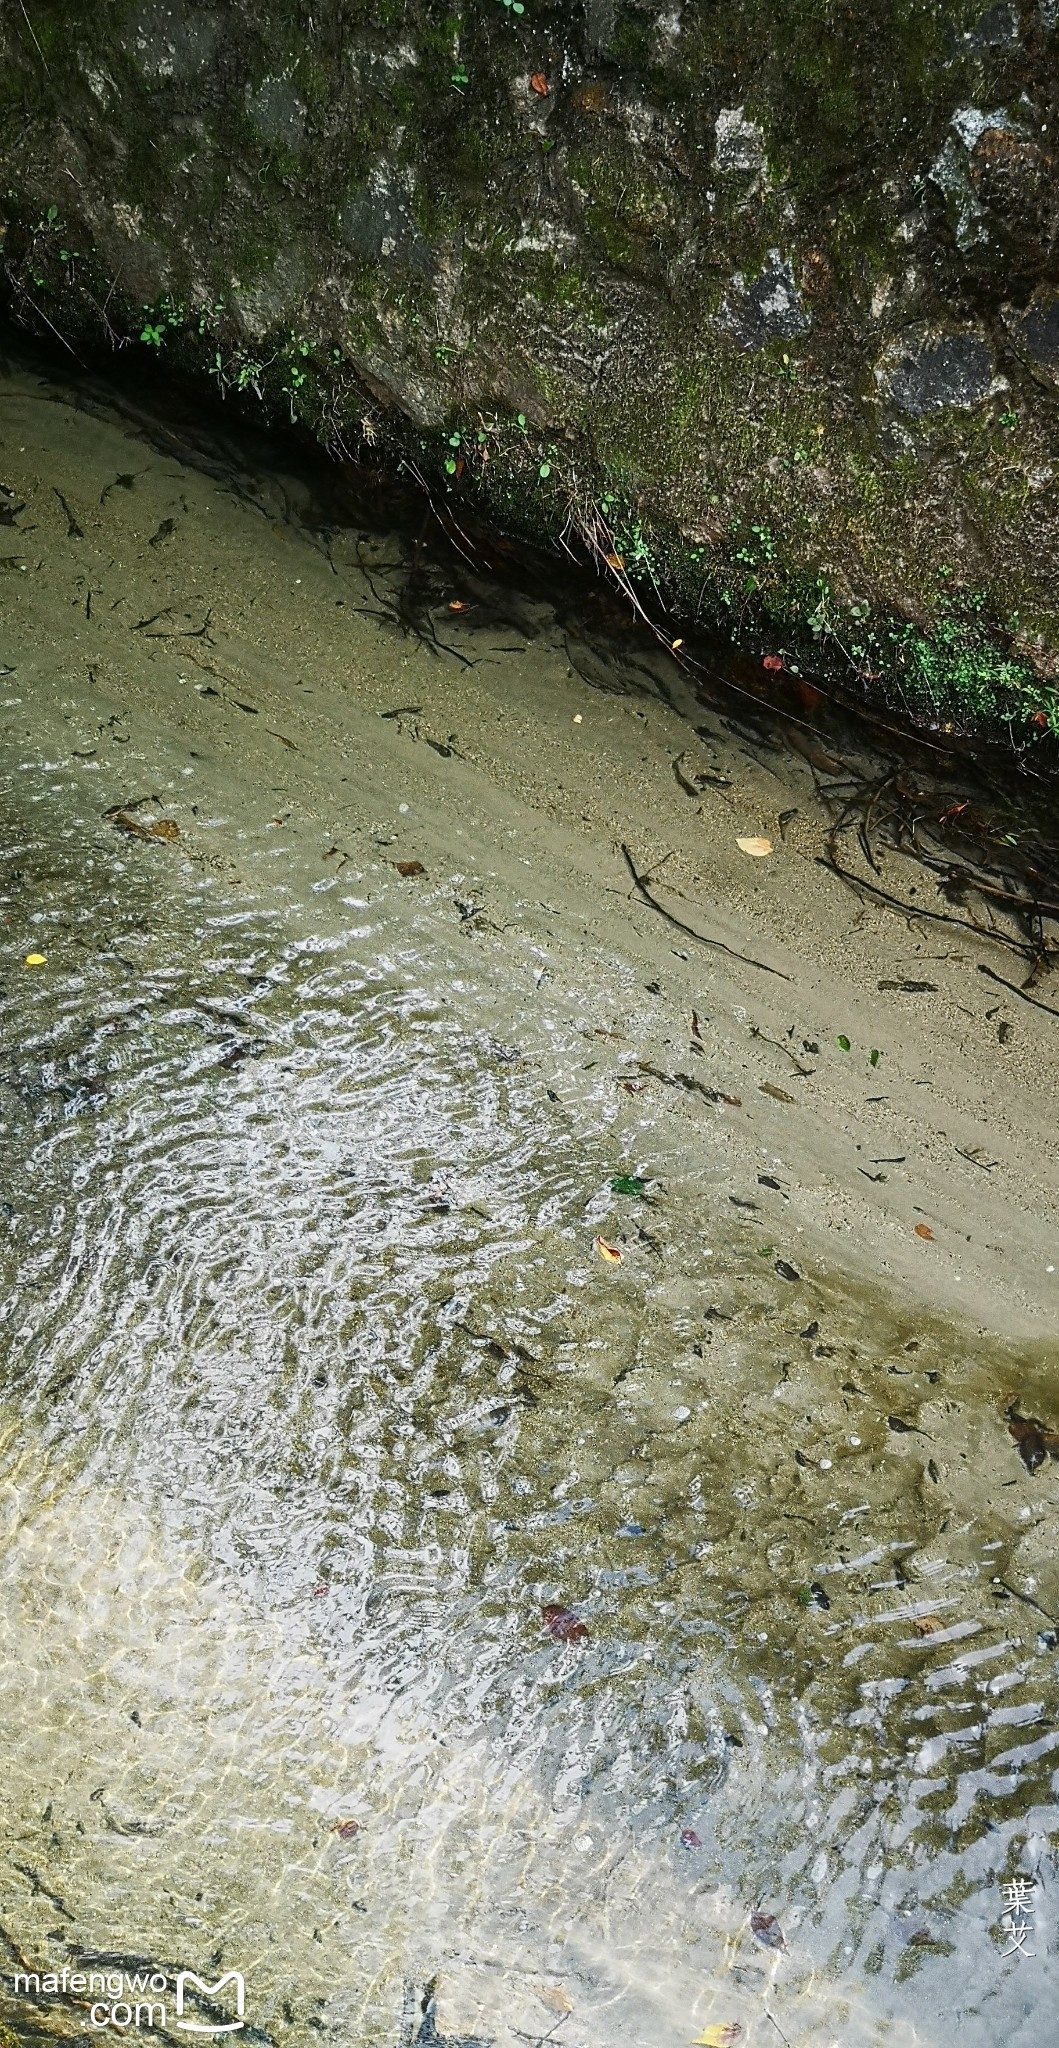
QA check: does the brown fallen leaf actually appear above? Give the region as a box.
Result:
[538,1986,572,2016]
[150,818,180,841]
[530,71,549,95]
[760,1082,796,1104]
[1008,1408,1059,1473]
[736,835,773,858]
[542,1603,588,1643]
[332,1818,359,1839]
[595,1236,623,1264]
[749,1909,786,1950]
[914,1223,934,1241]
[395,860,426,878]
[108,809,159,842]
[691,2027,742,2048]
[914,1614,945,1637]
[604,551,625,570]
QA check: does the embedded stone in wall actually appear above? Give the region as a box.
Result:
[248,73,307,151]
[717,250,807,352]
[340,165,433,276]
[1009,290,1059,381]
[876,324,1004,417]
[714,107,767,175]
[126,1,222,80]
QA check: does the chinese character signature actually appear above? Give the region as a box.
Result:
[999,1877,1036,1960]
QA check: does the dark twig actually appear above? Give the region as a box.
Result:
[817,854,1038,960]
[977,963,1059,1019]
[621,844,790,979]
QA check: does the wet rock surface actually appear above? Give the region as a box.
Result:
[5,3,1059,726]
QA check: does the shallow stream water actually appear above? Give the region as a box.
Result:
[0,353,1057,2048]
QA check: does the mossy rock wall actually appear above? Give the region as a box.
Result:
[5,0,1059,735]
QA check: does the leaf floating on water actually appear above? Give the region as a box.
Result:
[749,1910,786,1950]
[23,953,46,967]
[150,818,180,842]
[913,1223,934,1241]
[595,1236,623,1264]
[837,1034,851,1052]
[395,860,426,878]
[679,1827,703,1849]
[736,835,772,857]
[691,2027,742,2047]
[761,654,785,672]
[332,1818,360,1839]
[774,1259,801,1283]
[610,1175,647,1197]
[542,1603,588,1643]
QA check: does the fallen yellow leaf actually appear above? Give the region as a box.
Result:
[24,953,46,967]
[539,1986,573,2016]
[914,1222,934,1241]
[691,2026,742,2047]
[736,835,772,858]
[595,1236,623,1265]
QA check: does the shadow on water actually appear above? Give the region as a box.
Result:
[0,336,1057,2048]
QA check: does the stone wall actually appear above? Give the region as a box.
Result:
[4,0,1059,736]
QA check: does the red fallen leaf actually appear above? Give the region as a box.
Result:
[762,654,784,672]
[1032,711,1049,729]
[312,1584,328,1597]
[542,1603,588,1643]
[913,1222,934,1241]
[750,1910,786,1950]
[455,457,465,478]
[679,1827,703,1849]
[449,599,467,613]
[530,71,549,95]
[332,1818,359,1839]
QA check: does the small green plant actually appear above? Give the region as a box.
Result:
[140,323,164,347]
[451,64,468,86]
[837,1035,851,1052]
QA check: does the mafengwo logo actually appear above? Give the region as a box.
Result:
[12,1965,245,2033]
